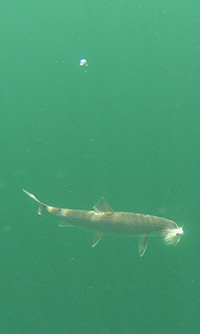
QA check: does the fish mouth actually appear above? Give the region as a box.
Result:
[164,226,184,246]
[176,227,184,235]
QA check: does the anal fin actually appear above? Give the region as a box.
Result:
[38,204,46,215]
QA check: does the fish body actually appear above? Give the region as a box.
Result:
[23,189,183,256]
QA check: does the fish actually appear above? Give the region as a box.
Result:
[23,189,184,257]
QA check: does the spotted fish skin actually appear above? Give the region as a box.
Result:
[23,189,184,256]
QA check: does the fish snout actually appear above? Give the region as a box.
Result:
[176,227,184,236]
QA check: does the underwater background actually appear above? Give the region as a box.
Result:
[1,0,200,333]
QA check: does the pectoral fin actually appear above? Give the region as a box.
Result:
[139,235,149,257]
[91,232,103,247]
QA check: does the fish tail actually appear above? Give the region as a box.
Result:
[164,227,184,246]
[23,189,46,215]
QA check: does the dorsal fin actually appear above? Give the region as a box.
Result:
[93,197,114,214]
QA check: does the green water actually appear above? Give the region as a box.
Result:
[1,0,199,333]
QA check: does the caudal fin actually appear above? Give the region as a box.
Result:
[164,227,184,246]
[22,189,46,215]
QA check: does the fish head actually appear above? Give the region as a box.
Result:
[164,226,184,246]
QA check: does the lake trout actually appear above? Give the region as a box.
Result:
[23,189,183,256]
